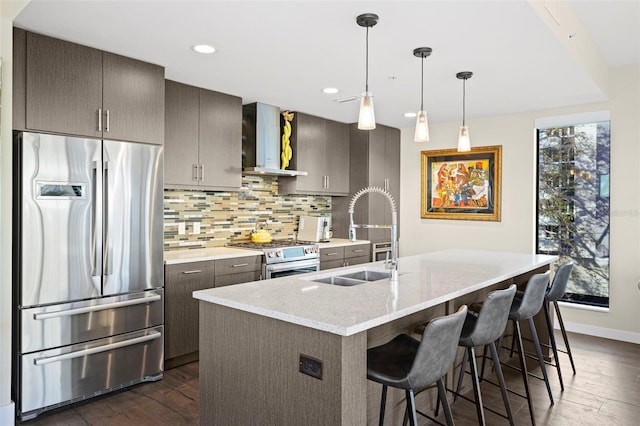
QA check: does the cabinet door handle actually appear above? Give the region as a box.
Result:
[232,263,249,268]
[97,108,102,131]
[326,175,329,189]
[182,269,202,274]
[192,164,198,181]
[105,109,110,132]
[200,164,205,181]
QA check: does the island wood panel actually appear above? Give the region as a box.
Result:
[199,303,367,426]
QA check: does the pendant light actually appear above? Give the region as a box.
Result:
[413,47,432,142]
[356,13,378,130]
[456,71,473,152]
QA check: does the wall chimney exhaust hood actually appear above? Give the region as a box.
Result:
[242,103,307,177]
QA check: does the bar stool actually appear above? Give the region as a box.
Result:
[543,262,576,391]
[451,285,517,426]
[496,271,553,426]
[367,305,468,426]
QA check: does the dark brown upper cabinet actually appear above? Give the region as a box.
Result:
[278,112,350,196]
[14,29,164,145]
[164,80,242,191]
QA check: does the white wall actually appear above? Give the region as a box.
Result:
[1,2,29,424]
[400,65,640,342]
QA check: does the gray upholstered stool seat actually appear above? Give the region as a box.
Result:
[494,271,553,426]
[367,305,468,426]
[451,285,517,426]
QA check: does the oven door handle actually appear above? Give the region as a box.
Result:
[265,259,320,273]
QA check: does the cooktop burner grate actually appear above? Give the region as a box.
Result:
[228,240,317,250]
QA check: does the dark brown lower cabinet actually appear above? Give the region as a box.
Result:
[164,261,215,368]
[164,255,262,368]
[320,243,370,270]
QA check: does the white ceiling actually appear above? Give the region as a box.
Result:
[13,0,640,129]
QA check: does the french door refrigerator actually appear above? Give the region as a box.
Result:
[13,131,164,421]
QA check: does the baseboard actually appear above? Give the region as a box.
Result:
[554,320,640,344]
[0,401,15,426]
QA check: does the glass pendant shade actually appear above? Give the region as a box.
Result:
[414,110,429,142]
[358,92,376,130]
[458,125,471,152]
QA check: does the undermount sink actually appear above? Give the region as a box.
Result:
[306,268,394,287]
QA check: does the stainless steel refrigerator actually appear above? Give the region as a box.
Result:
[13,131,164,421]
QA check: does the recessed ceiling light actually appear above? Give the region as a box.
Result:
[192,44,216,54]
[404,112,417,118]
[322,88,339,94]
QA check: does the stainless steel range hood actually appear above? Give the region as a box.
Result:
[242,102,307,176]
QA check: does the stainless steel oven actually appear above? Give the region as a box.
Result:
[372,242,393,262]
[264,258,320,279]
[228,240,320,279]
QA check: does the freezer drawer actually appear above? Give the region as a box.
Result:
[19,325,164,420]
[21,290,163,353]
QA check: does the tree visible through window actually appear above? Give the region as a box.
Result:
[536,120,610,307]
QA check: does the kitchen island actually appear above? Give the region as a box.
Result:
[193,249,557,425]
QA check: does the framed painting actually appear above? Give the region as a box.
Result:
[421,145,502,221]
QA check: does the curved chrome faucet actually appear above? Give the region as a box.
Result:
[348,186,398,281]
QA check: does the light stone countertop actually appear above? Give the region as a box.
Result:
[316,238,371,249]
[164,239,370,264]
[164,247,264,265]
[193,249,557,336]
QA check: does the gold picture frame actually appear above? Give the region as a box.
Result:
[421,145,502,221]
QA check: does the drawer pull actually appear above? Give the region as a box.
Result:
[34,294,161,320]
[326,252,338,256]
[34,331,161,365]
[232,263,249,268]
[182,269,202,274]
[353,249,364,253]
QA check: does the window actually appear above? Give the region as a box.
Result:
[536,114,610,307]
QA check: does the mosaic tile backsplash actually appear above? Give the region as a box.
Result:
[164,176,332,250]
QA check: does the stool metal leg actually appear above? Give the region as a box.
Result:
[543,302,564,390]
[437,379,455,426]
[454,346,469,402]
[467,347,486,425]
[528,317,554,405]
[406,389,418,426]
[554,300,576,374]
[514,320,536,425]
[377,385,387,426]
[489,341,515,426]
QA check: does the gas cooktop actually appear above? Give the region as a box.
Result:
[228,240,317,250]
[228,240,319,264]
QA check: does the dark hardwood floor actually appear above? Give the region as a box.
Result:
[23,332,639,425]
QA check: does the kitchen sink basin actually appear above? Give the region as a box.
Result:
[338,270,391,282]
[311,276,369,286]
[306,268,395,286]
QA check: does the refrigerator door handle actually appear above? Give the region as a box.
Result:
[91,161,102,277]
[33,293,162,320]
[33,331,162,366]
[103,161,112,276]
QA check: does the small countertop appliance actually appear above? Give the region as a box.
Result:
[297,215,332,242]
